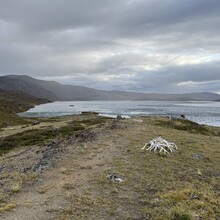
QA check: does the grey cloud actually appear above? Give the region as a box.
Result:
[53,60,220,93]
[127,61,220,93]
[0,0,117,31]
[0,0,220,93]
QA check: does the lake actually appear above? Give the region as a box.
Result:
[19,100,220,127]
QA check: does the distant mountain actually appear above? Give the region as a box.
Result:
[0,75,56,101]
[0,75,220,101]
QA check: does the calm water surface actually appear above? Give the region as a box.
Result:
[19,101,220,127]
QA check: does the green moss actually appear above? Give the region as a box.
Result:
[156,118,220,136]
[0,125,84,155]
[0,116,110,155]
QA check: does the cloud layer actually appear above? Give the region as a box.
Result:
[0,0,220,93]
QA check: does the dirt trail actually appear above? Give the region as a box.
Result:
[1,119,134,220]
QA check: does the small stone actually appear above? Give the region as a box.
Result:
[106,173,123,183]
[192,153,205,160]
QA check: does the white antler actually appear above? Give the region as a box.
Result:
[142,137,177,154]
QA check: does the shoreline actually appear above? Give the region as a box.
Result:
[19,111,220,128]
[18,100,220,128]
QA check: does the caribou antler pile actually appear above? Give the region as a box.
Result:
[142,137,177,154]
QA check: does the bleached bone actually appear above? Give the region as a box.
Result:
[142,137,177,154]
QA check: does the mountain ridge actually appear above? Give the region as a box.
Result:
[0,75,220,101]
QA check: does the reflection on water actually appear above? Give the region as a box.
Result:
[19,101,220,127]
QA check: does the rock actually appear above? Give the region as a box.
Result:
[117,114,123,120]
[32,141,59,172]
[106,173,123,183]
[32,121,40,126]
[192,153,205,160]
[188,192,200,200]
[81,111,99,115]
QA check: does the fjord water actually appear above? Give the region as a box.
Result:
[20,101,220,127]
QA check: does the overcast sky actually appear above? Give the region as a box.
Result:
[0,0,220,93]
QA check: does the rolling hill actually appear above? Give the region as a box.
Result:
[0,89,50,128]
[0,75,220,101]
[0,89,50,114]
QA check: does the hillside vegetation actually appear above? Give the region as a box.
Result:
[0,89,49,129]
[0,114,219,219]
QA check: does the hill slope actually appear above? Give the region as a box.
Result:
[0,89,50,128]
[0,75,220,101]
[0,89,49,114]
[0,75,57,101]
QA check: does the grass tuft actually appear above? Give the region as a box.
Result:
[10,182,22,193]
[156,118,220,136]
[170,205,193,220]
[0,201,16,213]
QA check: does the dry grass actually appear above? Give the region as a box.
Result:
[0,112,28,129]
[0,115,219,219]
[37,184,55,194]
[10,182,22,193]
[0,201,17,213]
[59,117,220,219]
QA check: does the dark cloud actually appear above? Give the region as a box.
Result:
[0,0,220,93]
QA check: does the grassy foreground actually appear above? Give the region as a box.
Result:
[0,114,219,220]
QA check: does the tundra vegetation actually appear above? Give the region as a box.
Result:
[0,113,219,220]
